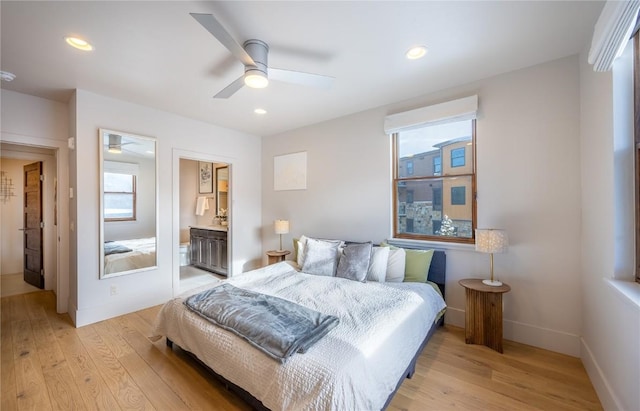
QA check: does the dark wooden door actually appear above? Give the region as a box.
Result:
[23,161,44,289]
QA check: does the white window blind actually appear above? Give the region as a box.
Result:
[384,95,478,134]
[104,161,139,175]
[588,0,640,72]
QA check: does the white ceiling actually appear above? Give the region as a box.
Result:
[1,1,603,137]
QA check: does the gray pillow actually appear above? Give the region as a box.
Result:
[336,242,373,282]
[301,238,341,276]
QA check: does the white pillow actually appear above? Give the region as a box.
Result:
[366,246,390,282]
[385,247,406,282]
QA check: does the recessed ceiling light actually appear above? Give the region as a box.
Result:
[65,36,93,51]
[406,45,427,60]
[254,108,267,115]
[0,71,16,82]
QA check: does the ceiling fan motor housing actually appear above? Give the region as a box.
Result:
[243,39,269,76]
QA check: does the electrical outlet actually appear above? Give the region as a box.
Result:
[110,285,118,296]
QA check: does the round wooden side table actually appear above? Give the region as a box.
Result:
[459,278,511,353]
[266,250,290,265]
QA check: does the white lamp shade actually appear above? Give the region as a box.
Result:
[274,220,290,234]
[475,229,508,253]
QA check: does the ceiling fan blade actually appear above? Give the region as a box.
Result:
[190,13,256,67]
[214,75,245,98]
[270,68,334,89]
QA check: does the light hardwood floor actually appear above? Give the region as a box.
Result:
[1,291,603,411]
[0,273,41,298]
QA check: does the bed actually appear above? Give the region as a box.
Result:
[151,248,446,411]
[104,237,156,274]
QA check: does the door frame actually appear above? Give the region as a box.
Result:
[172,149,233,295]
[1,133,70,314]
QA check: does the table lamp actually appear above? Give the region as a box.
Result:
[274,220,289,252]
[475,228,508,286]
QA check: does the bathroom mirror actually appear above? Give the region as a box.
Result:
[99,129,158,278]
[216,166,228,215]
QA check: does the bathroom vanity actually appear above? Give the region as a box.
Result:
[190,226,228,276]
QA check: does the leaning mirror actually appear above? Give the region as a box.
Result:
[99,129,157,278]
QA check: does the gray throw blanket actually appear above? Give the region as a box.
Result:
[184,284,339,363]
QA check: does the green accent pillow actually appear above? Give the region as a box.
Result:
[403,249,435,283]
[292,237,299,262]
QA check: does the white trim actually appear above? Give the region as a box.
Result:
[588,0,640,72]
[384,95,478,134]
[387,237,475,253]
[605,278,640,311]
[581,337,623,411]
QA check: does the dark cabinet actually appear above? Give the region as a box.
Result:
[190,228,228,276]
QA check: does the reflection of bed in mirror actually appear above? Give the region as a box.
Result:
[104,237,156,274]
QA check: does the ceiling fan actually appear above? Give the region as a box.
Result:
[190,13,334,98]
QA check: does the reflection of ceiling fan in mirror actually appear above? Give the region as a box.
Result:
[106,134,134,154]
[190,13,334,98]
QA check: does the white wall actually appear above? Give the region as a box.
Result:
[579,43,639,411]
[70,89,262,326]
[0,90,70,313]
[262,55,584,356]
[1,158,31,274]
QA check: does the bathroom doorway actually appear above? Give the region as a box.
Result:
[177,157,230,293]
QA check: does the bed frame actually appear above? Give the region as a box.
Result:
[167,249,446,410]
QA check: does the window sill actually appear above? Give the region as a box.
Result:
[605,278,640,311]
[387,237,475,252]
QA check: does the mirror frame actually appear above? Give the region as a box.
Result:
[99,128,159,279]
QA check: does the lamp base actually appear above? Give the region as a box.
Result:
[482,279,503,287]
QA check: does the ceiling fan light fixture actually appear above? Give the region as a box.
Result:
[65,36,94,51]
[108,134,122,153]
[244,69,269,89]
[406,45,427,60]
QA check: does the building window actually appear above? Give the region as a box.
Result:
[407,160,414,176]
[393,119,476,242]
[451,147,466,167]
[451,186,465,205]
[104,172,136,221]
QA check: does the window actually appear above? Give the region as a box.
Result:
[103,161,138,221]
[392,119,476,242]
[451,147,465,167]
[451,186,466,205]
[407,160,414,176]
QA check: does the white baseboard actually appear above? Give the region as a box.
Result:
[444,307,581,357]
[67,298,77,325]
[581,338,621,411]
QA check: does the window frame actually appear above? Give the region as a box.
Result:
[392,119,477,244]
[634,29,640,283]
[103,172,137,222]
[451,147,466,167]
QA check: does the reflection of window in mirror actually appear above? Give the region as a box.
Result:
[104,161,138,221]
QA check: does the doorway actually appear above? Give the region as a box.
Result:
[1,145,56,298]
[177,157,230,293]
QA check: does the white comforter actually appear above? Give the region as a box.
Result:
[104,237,156,274]
[151,262,446,411]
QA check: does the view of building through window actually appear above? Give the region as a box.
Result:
[394,120,475,241]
